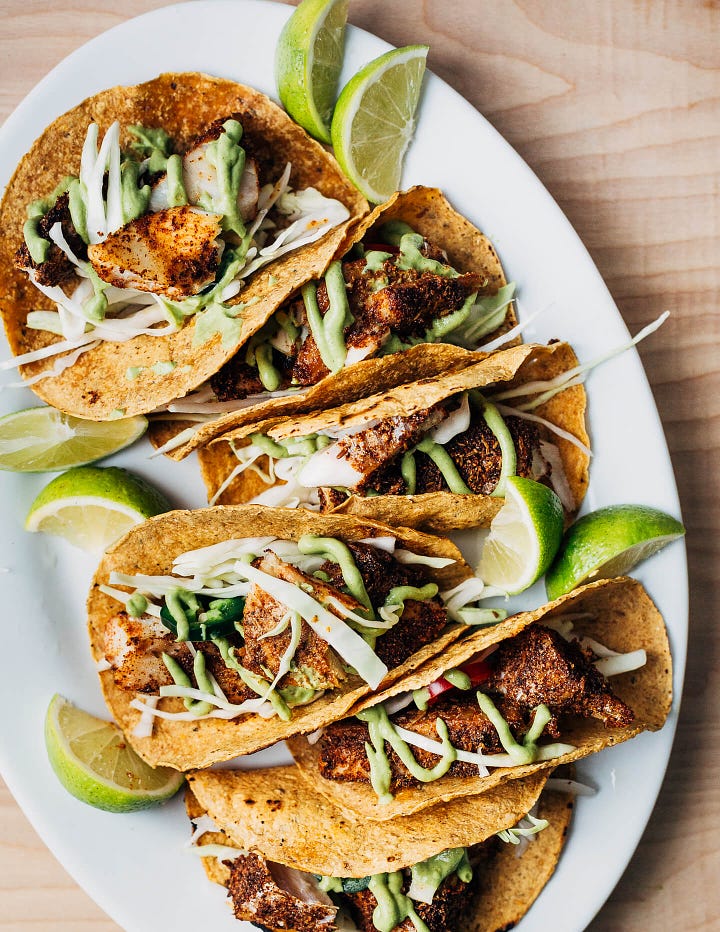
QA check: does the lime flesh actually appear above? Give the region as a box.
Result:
[45,695,184,813]
[0,406,147,472]
[331,45,429,203]
[545,504,685,600]
[479,476,564,595]
[275,0,348,143]
[26,465,171,552]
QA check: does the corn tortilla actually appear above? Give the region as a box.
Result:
[200,341,589,531]
[87,506,475,771]
[287,576,672,821]
[149,185,518,460]
[0,72,367,419]
[185,771,572,929]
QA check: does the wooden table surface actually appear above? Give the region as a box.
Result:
[0,1,717,929]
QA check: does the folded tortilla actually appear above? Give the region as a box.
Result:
[185,766,572,930]
[148,185,519,460]
[287,576,672,821]
[87,506,475,771]
[199,340,589,532]
[0,72,366,419]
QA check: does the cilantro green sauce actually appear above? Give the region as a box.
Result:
[480,400,516,496]
[400,450,417,494]
[364,250,392,272]
[68,178,89,244]
[165,587,201,642]
[369,873,430,932]
[356,705,457,804]
[128,124,172,174]
[443,668,472,690]
[206,119,247,238]
[428,291,478,339]
[376,220,416,247]
[253,342,282,391]
[119,160,151,223]
[415,438,472,494]
[211,635,293,721]
[396,233,459,278]
[298,535,374,616]
[165,154,188,207]
[302,261,354,373]
[23,176,75,263]
[385,583,438,613]
[476,692,552,765]
[126,593,148,617]
[161,651,214,716]
[412,687,430,710]
[409,848,472,902]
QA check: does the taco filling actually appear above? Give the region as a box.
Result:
[14,115,350,371]
[227,389,575,512]
[98,533,502,732]
[296,613,647,805]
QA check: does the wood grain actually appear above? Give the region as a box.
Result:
[0,1,717,929]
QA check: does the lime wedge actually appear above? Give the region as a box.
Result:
[45,695,184,813]
[26,465,171,552]
[275,0,348,143]
[545,504,685,600]
[0,406,147,472]
[479,477,564,595]
[331,44,429,203]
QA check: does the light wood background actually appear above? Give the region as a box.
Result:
[0,1,717,929]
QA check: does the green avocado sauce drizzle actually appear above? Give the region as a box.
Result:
[165,588,201,642]
[318,847,471,932]
[297,535,374,617]
[128,125,173,174]
[301,261,354,373]
[356,705,457,805]
[119,160,151,223]
[165,154,188,207]
[249,432,331,461]
[126,593,148,618]
[396,233,459,279]
[161,651,215,716]
[376,220,416,246]
[476,692,552,765]
[204,119,247,238]
[23,176,75,263]
[477,397,516,496]
[401,437,472,495]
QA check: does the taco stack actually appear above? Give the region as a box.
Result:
[185,765,574,932]
[198,340,589,532]
[0,72,366,419]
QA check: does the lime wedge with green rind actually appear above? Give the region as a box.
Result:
[45,695,184,813]
[331,44,429,203]
[545,504,685,600]
[26,465,171,552]
[479,476,564,595]
[275,0,348,143]
[0,406,147,472]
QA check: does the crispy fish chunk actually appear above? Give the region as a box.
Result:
[103,611,252,703]
[345,871,472,932]
[317,694,524,791]
[485,624,635,728]
[227,854,337,932]
[88,205,223,299]
[242,553,352,691]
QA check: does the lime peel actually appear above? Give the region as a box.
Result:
[479,476,564,595]
[545,504,685,600]
[0,406,147,472]
[45,695,184,813]
[331,44,429,203]
[275,0,348,143]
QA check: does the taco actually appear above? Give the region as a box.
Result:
[88,506,504,771]
[198,340,588,532]
[147,185,519,460]
[287,576,672,821]
[185,766,573,932]
[0,72,366,419]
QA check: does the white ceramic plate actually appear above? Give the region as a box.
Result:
[0,2,686,930]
